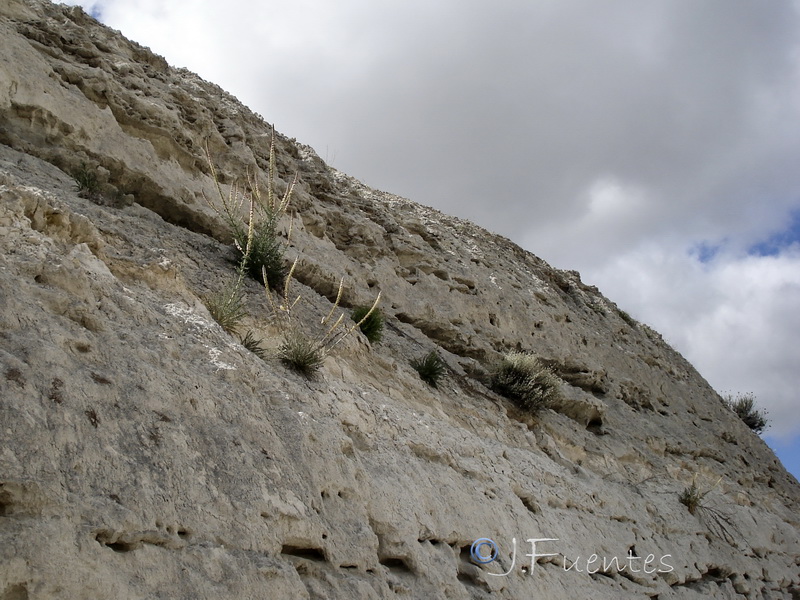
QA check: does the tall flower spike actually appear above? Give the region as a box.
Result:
[322,278,345,325]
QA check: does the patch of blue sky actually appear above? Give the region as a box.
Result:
[766,434,800,482]
[689,240,724,264]
[748,208,800,257]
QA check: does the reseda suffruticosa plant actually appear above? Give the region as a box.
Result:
[266,260,381,376]
[488,352,562,413]
[203,131,380,376]
[205,130,296,291]
[203,129,294,334]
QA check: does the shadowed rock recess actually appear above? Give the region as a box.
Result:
[1,1,798,598]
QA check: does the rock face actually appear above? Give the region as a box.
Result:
[1,1,798,598]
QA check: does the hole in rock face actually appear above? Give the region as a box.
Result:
[586,417,604,435]
[90,372,112,385]
[417,538,442,546]
[0,490,12,517]
[281,545,326,562]
[379,557,412,573]
[518,495,539,514]
[1,583,29,600]
[4,368,24,387]
[456,545,488,589]
[95,532,135,553]
[48,378,64,403]
[85,409,99,428]
[105,541,135,553]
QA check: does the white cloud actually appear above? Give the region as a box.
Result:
[592,243,800,439]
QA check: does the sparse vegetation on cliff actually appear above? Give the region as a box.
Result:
[679,478,708,515]
[204,285,247,334]
[204,132,291,336]
[411,350,446,387]
[352,305,384,344]
[204,135,381,377]
[72,162,102,201]
[489,352,562,412]
[679,476,739,545]
[724,392,768,434]
[205,133,295,291]
[276,328,326,375]
[239,330,267,360]
[268,262,381,377]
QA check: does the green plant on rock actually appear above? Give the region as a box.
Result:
[678,478,707,516]
[352,305,384,344]
[678,476,739,545]
[73,162,102,200]
[618,308,637,328]
[267,260,381,377]
[239,330,267,360]
[276,329,326,375]
[244,219,287,290]
[411,351,446,388]
[488,352,561,413]
[203,130,294,333]
[204,131,380,376]
[723,392,768,434]
[205,130,296,291]
[204,285,247,334]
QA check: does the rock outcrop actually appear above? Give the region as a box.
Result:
[1,1,798,598]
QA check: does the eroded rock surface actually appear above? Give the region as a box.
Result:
[1,1,798,598]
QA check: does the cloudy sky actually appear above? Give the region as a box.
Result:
[66,0,800,478]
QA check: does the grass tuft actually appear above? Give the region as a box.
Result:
[678,476,740,545]
[204,286,247,334]
[277,329,325,376]
[237,219,287,290]
[411,351,446,388]
[724,392,768,434]
[488,352,561,413]
[239,330,267,360]
[679,480,706,516]
[352,306,384,344]
[73,162,102,200]
[205,129,295,291]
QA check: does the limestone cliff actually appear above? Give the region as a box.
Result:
[1,1,798,598]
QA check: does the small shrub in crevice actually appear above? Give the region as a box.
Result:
[203,130,293,334]
[276,329,326,375]
[488,352,561,413]
[204,286,247,334]
[723,392,768,434]
[239,330,267,360]
[205,130,295,292]
[618,309,637,328]
[268,261,382,378]
[352,306,384,344]
[242,219,287,290]
[205,132,380,377]
[679,479,708,516]
[679,476,739,545]
[73,162,101,200]
[411,351,446,388]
